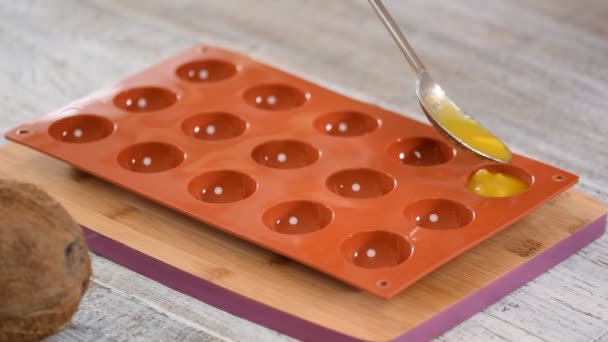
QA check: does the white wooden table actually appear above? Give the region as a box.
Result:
[1,1,607,341]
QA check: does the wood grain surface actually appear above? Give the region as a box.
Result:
[1,0,607,341]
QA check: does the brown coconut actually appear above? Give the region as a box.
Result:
[0,179,92,342]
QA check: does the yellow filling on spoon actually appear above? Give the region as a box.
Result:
[423,96,512,162]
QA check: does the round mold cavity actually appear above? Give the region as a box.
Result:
[404,199,474,230]
[314,111,379,137]
[467,164,533,198]
[251,140,319,169]
[49,114,115,143]
[388,137,454,166]
[182,112,246,140]
[176,59,237,82]
[341,231,411,269]
[117,142,184,173]
[114,87,177,112]
[263,200,333,235]
[243,84,307,111]
[188,170,257,204]
[326,169,395,199]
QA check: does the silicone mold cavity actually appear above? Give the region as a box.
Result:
[404,199,474,230]
[327,169,395,199]
[388,137,454,166]
[118,142,184,173]
[188,170,256,204]
[176,59,237,82]
[263,200,333,234]
[114,87,177,112]
[244,84,307,111]
[314,111,378,137]
[182,112,246,140]
[252,140,319,169]
[49,114,115,143]
[341,231,411,269]
[467,164,533,198]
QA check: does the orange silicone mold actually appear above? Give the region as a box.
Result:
[5,45,578,299]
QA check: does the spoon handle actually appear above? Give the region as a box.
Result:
[368,0,426,75]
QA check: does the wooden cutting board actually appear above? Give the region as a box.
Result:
[0,143,605,341]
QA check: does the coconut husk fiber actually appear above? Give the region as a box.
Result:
[0,179,92,342]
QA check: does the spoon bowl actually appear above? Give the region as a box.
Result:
[368,0,512,163]
[417,72,512,162]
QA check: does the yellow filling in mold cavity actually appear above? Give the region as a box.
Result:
[467,169,529,197]
[424,96,512,162]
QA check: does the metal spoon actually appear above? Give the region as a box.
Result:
[368,0,512,163]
